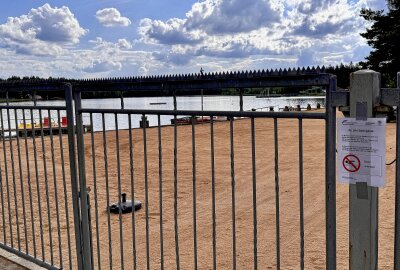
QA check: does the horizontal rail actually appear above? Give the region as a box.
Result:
[0,243,55,270]
[0,105,67,110]
[79,108,327,119]
[331,91,349,107]
[0,84,68,92]
[326,88,400,108]
[381,88,400,106]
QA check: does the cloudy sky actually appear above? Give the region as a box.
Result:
[0,0,386,79]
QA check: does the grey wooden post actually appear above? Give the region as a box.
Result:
[349,70,380,269]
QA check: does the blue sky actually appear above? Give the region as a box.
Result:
[0,0,387,78]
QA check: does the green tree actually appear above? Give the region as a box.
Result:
[327,62,361,89]
[360,0,400,86]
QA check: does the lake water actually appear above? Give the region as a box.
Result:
[1,95,325,131]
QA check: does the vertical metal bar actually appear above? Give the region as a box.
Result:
[33,91,37,107]
[6,99,21,252]
[251,117,258,270]
[48,111,63,268]
[0,104,14,248]
[23,110,37,259]
[229,117,237,270]
[274,118,281,270]
[142,113,151,270]
[173,111,180,270]
[88,193,94,270]
[394,72,400,270]
[64,84,84,270]
[173,92,177,111]
[38,109,54,265]
[102,113,113,270]
[128,114,137,270]
[298,119,305,270]
[57,110,73,270]
[89,113,101,270]
[14,109,28,253]
[30,108,45,261]
[210,116,217,270]
[120,93,125,110]
[157,114,164,270]
[73,90,93,270]
[0,177,4,245]
[114,113,125,270]
[326,76,337,270]
[201,89,204,112]
[239,89,243,112]
[0,108,7,244]
[1,107,14,248]
[191,116,198,270]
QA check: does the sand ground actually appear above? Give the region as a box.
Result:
[0,112,398,269]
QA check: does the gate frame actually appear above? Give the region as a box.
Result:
[0,82,83,270]
[72,69,339,270]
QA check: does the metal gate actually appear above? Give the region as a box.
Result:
[71,68,338,270]
[1,68,399,269]
[0,83,81,269]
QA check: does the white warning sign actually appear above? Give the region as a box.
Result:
[337,118,386,187]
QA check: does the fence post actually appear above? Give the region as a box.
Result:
[73,90,93,270]
[348,70,380,269]
[326,75,337,270]
[64,83,84,270]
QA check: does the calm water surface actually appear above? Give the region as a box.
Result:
[2,96,325,131]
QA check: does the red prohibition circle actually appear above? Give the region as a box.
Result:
[342,154,361,173]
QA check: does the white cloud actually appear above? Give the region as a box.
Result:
[0,0,381,78]
[72,38,138,74]
[117,39,133,49]
[288,0,360,37]
[83,59,122,73]
[96,8,131,27]
[69,48,157,77]
[138,66,149,75]
[139,0,283,45]
[152,50,192,66]
[139,18,203,45]
[138,0,374,69]
[0,3,86,56]
[296,48,317,66]
[90,37,133,50]
[185,0,283,34]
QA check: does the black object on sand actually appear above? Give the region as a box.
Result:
[108,193,142,214]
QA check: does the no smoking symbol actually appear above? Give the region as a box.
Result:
[343,154,360,173]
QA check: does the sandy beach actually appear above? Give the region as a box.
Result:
[0,111,398,269]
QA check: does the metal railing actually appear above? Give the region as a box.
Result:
[0,67,346,269]
[0,83,79,269]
